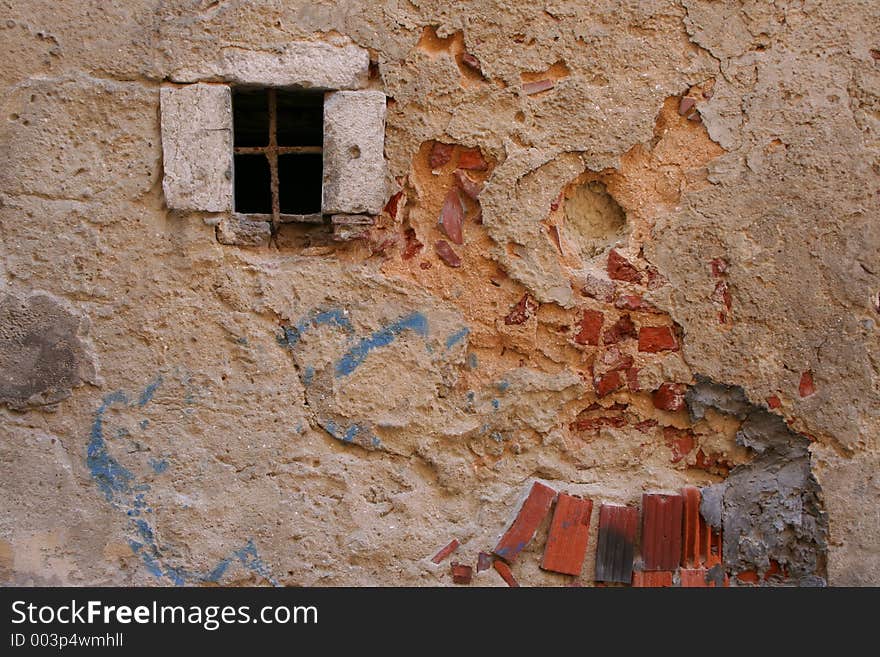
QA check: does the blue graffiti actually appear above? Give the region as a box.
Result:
[322,418,381,448]
[335,312,429,377]
[279,308,354,349]
[445,326,470,350]
[87,378,278,586]
[496,380,510,393]
[468,352,478,369]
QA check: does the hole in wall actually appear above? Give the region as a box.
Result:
[562,180,627,259]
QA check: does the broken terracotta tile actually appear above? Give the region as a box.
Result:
[476,551,493,573]
[451,562,473,584]
[454,169,482,200]
[429,141,454,169]
[681,487,709,568]
[540,494,593,576]
[383,191,404,219]
[431,539,460,564]
[594,504,638,583]
[602,314,637,344]
[632,570,674,587]
[615,294,661,313]
[710,258,729,277]
[504,293,537,325]
[595,370,622,397]
[641,493,683,571]
[638,326,678,352]
[458,147,488,171]
[522,79,554,95]
[625,367,641,392]
[493,559,519,587]
[607,249,643,283]
[438,187,465,244]
[574,309,604,345]
[799,370,816,397]
[493,481,558,564]
[435,240,461,267]
[680,567,729,587]
[766,394,782,409]
[664,427,695,464]
[402,228,423,260]
[653,382,686,412]
[461,52,482,72]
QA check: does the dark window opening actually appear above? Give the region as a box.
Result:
[232,88,324,221]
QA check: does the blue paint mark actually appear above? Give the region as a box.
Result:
[87,378,279,586]
[496,380,510,392]
[149,458,169,474]
[139,419,149,429]
[491,398,500,410]
[491,432,504,442]
[467,391,475,403]
[322,419,380,448]
[334,312,429,378]
[468,352,478,369]
[236,336,248,345]
[302,366,315,387]
[445,327,470,350]
[138,376,162,407]
[280,308,354,349]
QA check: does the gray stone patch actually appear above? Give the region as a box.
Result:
[322,91,387,216]
[0,292,98,410]
[216,215,272,247]
[170,42,370,90]
[691,378,828,585]
[160,83,233,212]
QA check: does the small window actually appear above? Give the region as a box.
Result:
[232,88,324,221]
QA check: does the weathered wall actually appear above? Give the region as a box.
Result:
[1,0,877,586]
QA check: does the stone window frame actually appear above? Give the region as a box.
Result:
[159,41,387,246]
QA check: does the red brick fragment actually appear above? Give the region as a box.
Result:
[493,559,519,587]
[712,281,732,309]
[384,191,404,219]
[799,370,816,397]
[454,169,482,200]
[504,294,538,325]
[435,240,461,267]
[594,504,638,583]
[419,261,432,270]
[598,345,633,371]
[653,382,687,412]
[646,266,668,290]
[458,147,488,171]
[574,309,604,345]
[603,314,637,344]
[541,494,594,576]
[664,427,694,463]
[625,367,641,392]
[522,79,554,95]
[438,188,465,244]
[634,419,657,433]
[429,141,454,169]
[493,481,558,564]
[766,395,781,409]
[402,228,423,260]
[431,539,460,564]
[641,493,684,571]
[632,571,674,587]
[680,568,728,587]
[595,370,622,397]
[736,570,759,584]
[476,552,493,573]
[615,294,660,313]
[451,562,473,584]
[678,97,696,116]
[681,487,722,569]
[693,449,731,476]
[571,415,626,432]
[710,258,728,277]
[607,249,643,284]
[461,52,481,72]
[638,326,678,352]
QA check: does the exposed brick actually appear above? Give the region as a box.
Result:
[625,367,641,392]
[635,418,657,433]
[736,570,759,584]
[799,370,816,397]
[632,570,674,587]
[710,258,728,277]
[523,79,554,95]
[638,326,678,352]
[594,504,638,583]
[663,427,694,463]
[574,309,604,346]
[454,169,482,200]
[429,141,454,169]
[646,266,667,289]
[681,486,721,568]
[451,562,473,584]
[680,567,728,587]
[595,370,622,397]
[641,493,683,571]
[541,494,594,576]
[476,551,493,573]
[712,281,732,309]
[693,449,731,476]
[384,191,404,219]
[402,228,423,260]
[766,395,781,409]
[504,294,538,325]
[598,345,634,371]
[493,481,558,564]
[603,314,637,344]
[493,559,519,587]
[614,294,661,313]
[438,188,465,244]
[571,415,626,432]
[435,240,462,267]
[431,539,460,564]
[607,249,643,284]
[653,382,687,412]
[458,147,488,171]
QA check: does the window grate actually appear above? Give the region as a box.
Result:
[233,88,324,227]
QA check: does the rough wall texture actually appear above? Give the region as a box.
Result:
[0,0,877,586]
